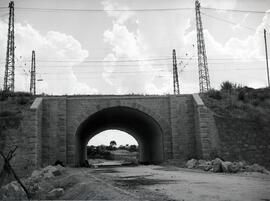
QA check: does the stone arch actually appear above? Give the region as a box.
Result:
[75,105,168,166]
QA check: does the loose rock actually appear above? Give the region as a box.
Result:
[246,164,270,174]
[0,181,27,201]
[228,162,241,173]
[186,159,198,169]
[221,161,232,173]
[46,188,64,199]
[198,160,212,171]
[212,158,223,173]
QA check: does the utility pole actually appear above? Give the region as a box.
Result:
[172,49,180,94]
[264,29,270,87]
[30,50,36,95]
[3,1,15,92]
[195,0,211,93]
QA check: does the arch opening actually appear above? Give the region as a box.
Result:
[87,130,139,162]
[75,106,164,166]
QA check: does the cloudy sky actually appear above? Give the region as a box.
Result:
[0,0,269,95]
[0,0,269,145]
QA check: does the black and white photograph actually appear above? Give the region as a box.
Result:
[0,0,270,200]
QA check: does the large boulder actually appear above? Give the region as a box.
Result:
[24,177,42,196]
[246,164,270,174]
[46,188,64,199]
[212,158,223,172]
[43,165,60,178]
[228,162,241,173]
[186,159,198,169]
[31,169,43,181]
[31,165,64,180]
[198,160,212,171]
[221,161,232,173]
[0,181,28,201]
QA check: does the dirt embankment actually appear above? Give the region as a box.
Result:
[0,92,34,152]
[201,87,270,168]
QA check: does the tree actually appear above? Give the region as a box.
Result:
[110,140,117,147]
[129,145,138,152]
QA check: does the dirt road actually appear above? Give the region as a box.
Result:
[57,165,270,201]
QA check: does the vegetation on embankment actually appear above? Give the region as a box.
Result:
[201,81,270,123]
[0,91,34,116]
[0,91,34,151]
[200,82,270,168]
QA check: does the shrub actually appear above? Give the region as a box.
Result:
[15,91,31,97]
[237,87,254,102]
[0,90,10,101]
[16,96,30,105]
[128,145,138,152]
[238,90,246,101]
[0,111,15,117]
[251,99,259,106]
[87,145,112,159]
[237,87,270,105]
[0,90,32,101]
[206,89,222,100]
[220,81,236,91]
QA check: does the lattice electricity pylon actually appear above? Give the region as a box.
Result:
[30,50,36,95]
[172,49,180,94]
[195,0,211,93]
[3,1,15,92]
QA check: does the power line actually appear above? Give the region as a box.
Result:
[5,56,266,64]
[11,59,266,70]
[201,12,268,35]
[16,7,193,12]
[29,66,266,80]
[27,58,172,63]
[18,66,265,75]
[0,5,268,14]
[201,7,270,14]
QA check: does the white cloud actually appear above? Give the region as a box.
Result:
[0,20,97,94]
[232,13,249,31]
[201,0,237,14]
[102,0,171,94]
[101,0,134,25]
[182,9,270,89]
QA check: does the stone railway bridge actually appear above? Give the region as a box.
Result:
[25,94,219,168]
[1,94,220,174]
